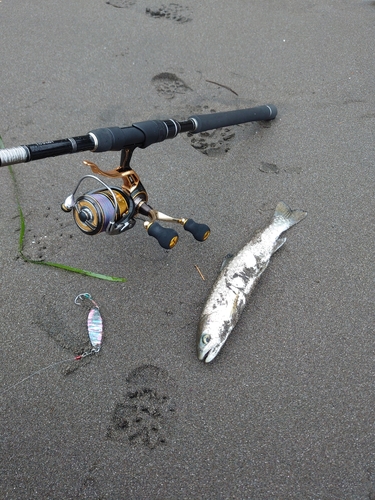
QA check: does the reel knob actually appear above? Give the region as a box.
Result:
[61,194,75,212]
[183,219,210,241]
[146,222,179,249]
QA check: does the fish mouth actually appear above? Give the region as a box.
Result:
[198,343,221,363]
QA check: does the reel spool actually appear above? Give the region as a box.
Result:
[62,175,136,235]
[73,188,129,235]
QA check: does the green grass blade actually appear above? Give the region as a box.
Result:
[6,163,25,253]
[1,136,126,282]
[21,257,126,281]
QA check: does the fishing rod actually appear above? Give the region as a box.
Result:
[0,105,277,249]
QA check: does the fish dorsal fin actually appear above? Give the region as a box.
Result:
[220,253,234,271]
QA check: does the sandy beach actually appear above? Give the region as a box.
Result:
[1,1,374,498]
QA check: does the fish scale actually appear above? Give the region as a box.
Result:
[197,201,307,363]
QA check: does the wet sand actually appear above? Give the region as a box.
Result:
[1,1,374,498]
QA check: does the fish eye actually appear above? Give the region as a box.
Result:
[201,334,211,345]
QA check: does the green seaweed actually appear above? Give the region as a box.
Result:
[1,136,126,282]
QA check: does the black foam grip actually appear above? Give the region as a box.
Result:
[89,126,145,152]
[132,120,169,148]
[147,222,179,249]
[189,105,277,133]
[183,219,210,241]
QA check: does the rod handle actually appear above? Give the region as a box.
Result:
[189,104,277,134]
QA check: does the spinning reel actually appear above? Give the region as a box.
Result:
[61,148,210,249]
[0,104,277,250]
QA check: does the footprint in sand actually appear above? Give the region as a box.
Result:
[146,3,192,23]
[107,365,178,449]
[186,127,235,157]
[106,0,136,7]
[151,72,192,99]
[183,104,237,156]
[151,76,238,155]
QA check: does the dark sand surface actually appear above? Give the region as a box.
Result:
[1,1,374,498]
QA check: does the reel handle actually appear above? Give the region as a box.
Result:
[146,222,179,249]
[183,219,210,241]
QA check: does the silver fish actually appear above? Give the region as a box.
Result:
[197,201,307,362]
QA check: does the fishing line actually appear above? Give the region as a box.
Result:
[0,357,83,395]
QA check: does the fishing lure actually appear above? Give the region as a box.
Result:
[1,293,104,395]
[74,293,103,358]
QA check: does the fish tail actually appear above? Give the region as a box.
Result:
[274,201,307,229]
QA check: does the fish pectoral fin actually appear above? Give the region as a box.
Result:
[220,253,234,271]
[232,293,239,312]
[273,236,287,253]
[230,291,244,320]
